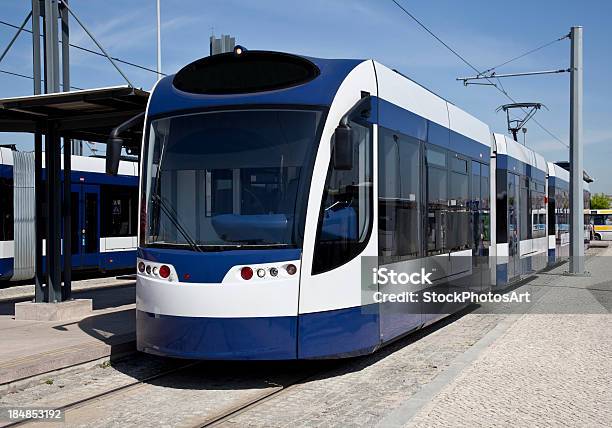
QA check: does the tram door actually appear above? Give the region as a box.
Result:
[70,184,100,268]
[507,174,520,280]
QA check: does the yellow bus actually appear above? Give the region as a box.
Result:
[588,209,612,241]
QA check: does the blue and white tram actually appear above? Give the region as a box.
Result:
[135,50,496,359]
[0,146,138,281]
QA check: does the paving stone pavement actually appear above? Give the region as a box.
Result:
[403,313,611,428]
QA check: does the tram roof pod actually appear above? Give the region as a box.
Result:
[173,49,321,95]
[147,50,364,118]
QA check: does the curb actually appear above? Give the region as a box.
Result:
[0,278,135,303]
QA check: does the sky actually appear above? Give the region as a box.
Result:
[1,0,611,192]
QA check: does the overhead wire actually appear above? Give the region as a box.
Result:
[0,19,165,77]
[389,0,569,149]
[0,17,145,154]
[480,33,570,76]
[0,67,83,90]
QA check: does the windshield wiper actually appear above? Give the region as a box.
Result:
[152,193,202,253]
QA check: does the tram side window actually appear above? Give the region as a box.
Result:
[0,176,13,241]
[101,185,138,237]
[520,178,531,240]
[531,181,546,239]
[378,129,420,260]
[548,185,556,236]
[448,156,470,251]
[471,162,490,252]
[426,146,448,256]
[555,186,569,237]
[312,119,373,275]
[480,164,490,244]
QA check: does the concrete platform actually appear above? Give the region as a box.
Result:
[14,299,93,321]
[0,279,136,388]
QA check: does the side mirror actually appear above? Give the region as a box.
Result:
[333,126,353,170]
[106,137,123,175]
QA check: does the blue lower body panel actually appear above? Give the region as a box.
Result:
[137,310,298,360]
[0,257,14,281]
[137,305,382,360]
[298,305,380,359]
[548,249,556,265]
[100,250,136,271]
[496,263,508,288]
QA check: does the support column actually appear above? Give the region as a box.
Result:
[45,123,62,302]
[32,0,45,302]
[60,0,72,299]
[60,0,69,90]
[43,0,60,93]
[62,140,72,300]
[34,131,45,302]
[569,26,584,274]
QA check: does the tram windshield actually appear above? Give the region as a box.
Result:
[142,108,324,250]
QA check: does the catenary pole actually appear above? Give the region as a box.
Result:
[569,26,584,274]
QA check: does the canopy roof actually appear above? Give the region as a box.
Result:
[0,85,148,149]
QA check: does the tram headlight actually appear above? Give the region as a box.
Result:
[256,268,266,278]
[269,267,278,277]
[138,261,145,273]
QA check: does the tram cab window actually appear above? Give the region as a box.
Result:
[143,109,323,248]
[378,129,420,260]
[426,146,448,256]
[0,176,13,241]
[312,116,373,275]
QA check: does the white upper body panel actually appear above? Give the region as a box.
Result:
[447,102,491,147]
[493,133,546,173]
[374,62,491,147]
[374,62,449,128]
[548,161,570,182]
[299,60,379,314]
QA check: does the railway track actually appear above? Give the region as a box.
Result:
[2,361,202,428]
[2,357,335,428]
[193,368,326,428]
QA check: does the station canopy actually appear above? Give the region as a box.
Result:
[0,85,149,152]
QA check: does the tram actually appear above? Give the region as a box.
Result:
[130,49,592,360]
[0,146,138,281]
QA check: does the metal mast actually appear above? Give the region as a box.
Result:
[569,26,584,274]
